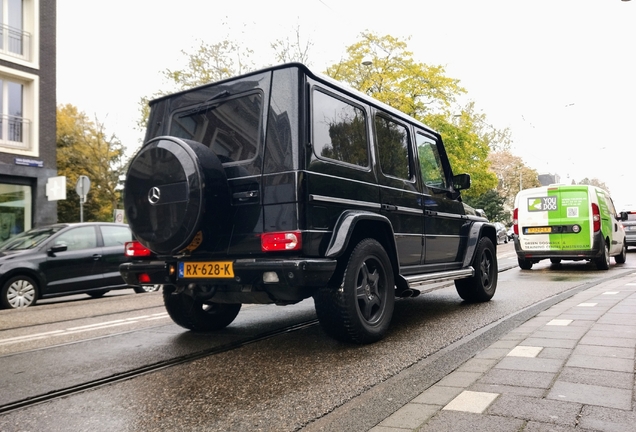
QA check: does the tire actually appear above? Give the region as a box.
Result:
[595,240,610,270]
[88,290,110,298]
[550,258,562,264]
[518,258,533,270]
[615,243,627,264]
[134,285,162,293]
[455,237,498,302]
[163,287,241,331]
[313,238,395,344]
[124,136,231,255]
[1,275,38,309]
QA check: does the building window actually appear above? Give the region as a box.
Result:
[0,66,37,155]
[0,0,31,62]
[0,182,31,242]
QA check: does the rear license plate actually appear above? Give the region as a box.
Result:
[526,227,552,234]
[178,262,234,278]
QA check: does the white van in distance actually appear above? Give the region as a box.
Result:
[513,184,627,270]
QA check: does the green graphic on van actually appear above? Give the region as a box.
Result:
[527,196,558,212]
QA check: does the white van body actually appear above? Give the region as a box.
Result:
[513,184,627,270]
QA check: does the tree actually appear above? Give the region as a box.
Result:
[463,189,509,224]
[323,32,501,199]
[488,150,542,209]
[57,104,126,222]
[576,177,611,194]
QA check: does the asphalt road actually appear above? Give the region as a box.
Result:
[1,243,634,431]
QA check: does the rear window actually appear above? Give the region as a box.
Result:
[170,92,263,164]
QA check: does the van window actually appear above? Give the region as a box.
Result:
[416,133,446,189]
[375,115,411,180]
[170,92,263,163]
[312,90,369,167]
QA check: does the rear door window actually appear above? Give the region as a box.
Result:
[375,115,412,180]
[170,92,263,164]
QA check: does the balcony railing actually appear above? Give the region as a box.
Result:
[0,115,31,151]
[0,24,30,62]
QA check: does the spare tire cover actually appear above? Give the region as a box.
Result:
[124,136,230,254]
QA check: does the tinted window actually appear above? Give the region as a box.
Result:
[170,92,262,163]
[100,225,132,247]
[375,116,411,180]
[312,90,368,167]
[416,133,447,189]
[54,226,97,251]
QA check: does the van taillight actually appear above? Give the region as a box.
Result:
[125,241,152,257]
[513,208,519,235]
[592,203,601,232]
[261,231,302,252]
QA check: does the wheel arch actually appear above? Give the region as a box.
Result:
[324,210,400,282]
[461,221,497,268]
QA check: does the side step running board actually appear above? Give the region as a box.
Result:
[403,268,474,288]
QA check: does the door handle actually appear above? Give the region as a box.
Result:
[382,204,398,211]
[233,190,259,202]
[92,254,102,260]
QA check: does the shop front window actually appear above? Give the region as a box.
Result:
[0,183,31,242]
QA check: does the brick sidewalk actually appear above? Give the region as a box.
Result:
[371,272,636,432]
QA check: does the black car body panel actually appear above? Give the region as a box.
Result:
[122,63,498,342]
[0,223,135,308]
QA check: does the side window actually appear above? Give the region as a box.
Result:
[312,89,369,167]
[375,116,411,180]
[100,226,132,247]
[54,226,97,251]
[416,133,447,189]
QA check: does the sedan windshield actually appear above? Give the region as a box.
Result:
[0,227,62,251]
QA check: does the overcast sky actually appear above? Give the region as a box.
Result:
[57,0,636,208]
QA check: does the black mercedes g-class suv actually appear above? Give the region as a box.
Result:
[121,63,497,344]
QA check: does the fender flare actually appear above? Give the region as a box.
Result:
[461,221,497,267]
[325,210,398,259]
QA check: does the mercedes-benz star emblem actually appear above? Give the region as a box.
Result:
[148,186,161,205]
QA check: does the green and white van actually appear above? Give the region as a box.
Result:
[512,184,627,270]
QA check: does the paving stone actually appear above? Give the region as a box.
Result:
[494,356,565,373]
[566,354,634,373]
[436,371,482,388]
[443,390,499,413]
[368,426,410,432]
[522,338,578,349]
[522,421,580,432]
[411,385,462,406]
[531,327,588,339]
[572,344,635,359]
[547,380,632,410]
[417,410,524,432]
[376,403,439,429]
[456,357,499,373]
[579,404,636,431]
[479,368,556,389]
[558,367,634,390]
[469,382,545,398]
[538,347,572,360]
[474,347,510,360]
[487,393,581,426]
[578,336,636,348]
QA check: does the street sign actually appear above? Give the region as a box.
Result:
[75,175,91,198]
[76,175,91,222]
[46,176,67,201]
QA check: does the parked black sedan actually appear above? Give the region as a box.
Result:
[0,222,146,309]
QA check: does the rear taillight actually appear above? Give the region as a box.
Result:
[125,240,152,257]
[592,203,601,232]
[261,231,302,252]
[513,208,519,235]
[138,273,151,283]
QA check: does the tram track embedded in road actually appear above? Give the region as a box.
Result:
[0,318,319,415]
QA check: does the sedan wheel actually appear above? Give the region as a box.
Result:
[1,276,38,309]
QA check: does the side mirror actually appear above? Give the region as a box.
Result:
[48,243,68,255]
[619,211,628,221]
[453,173,471,191]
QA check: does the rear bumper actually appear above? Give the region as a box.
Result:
[514,232,604,261]
[120,257,337,300]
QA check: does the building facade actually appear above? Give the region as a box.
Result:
[0,0,56,242]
